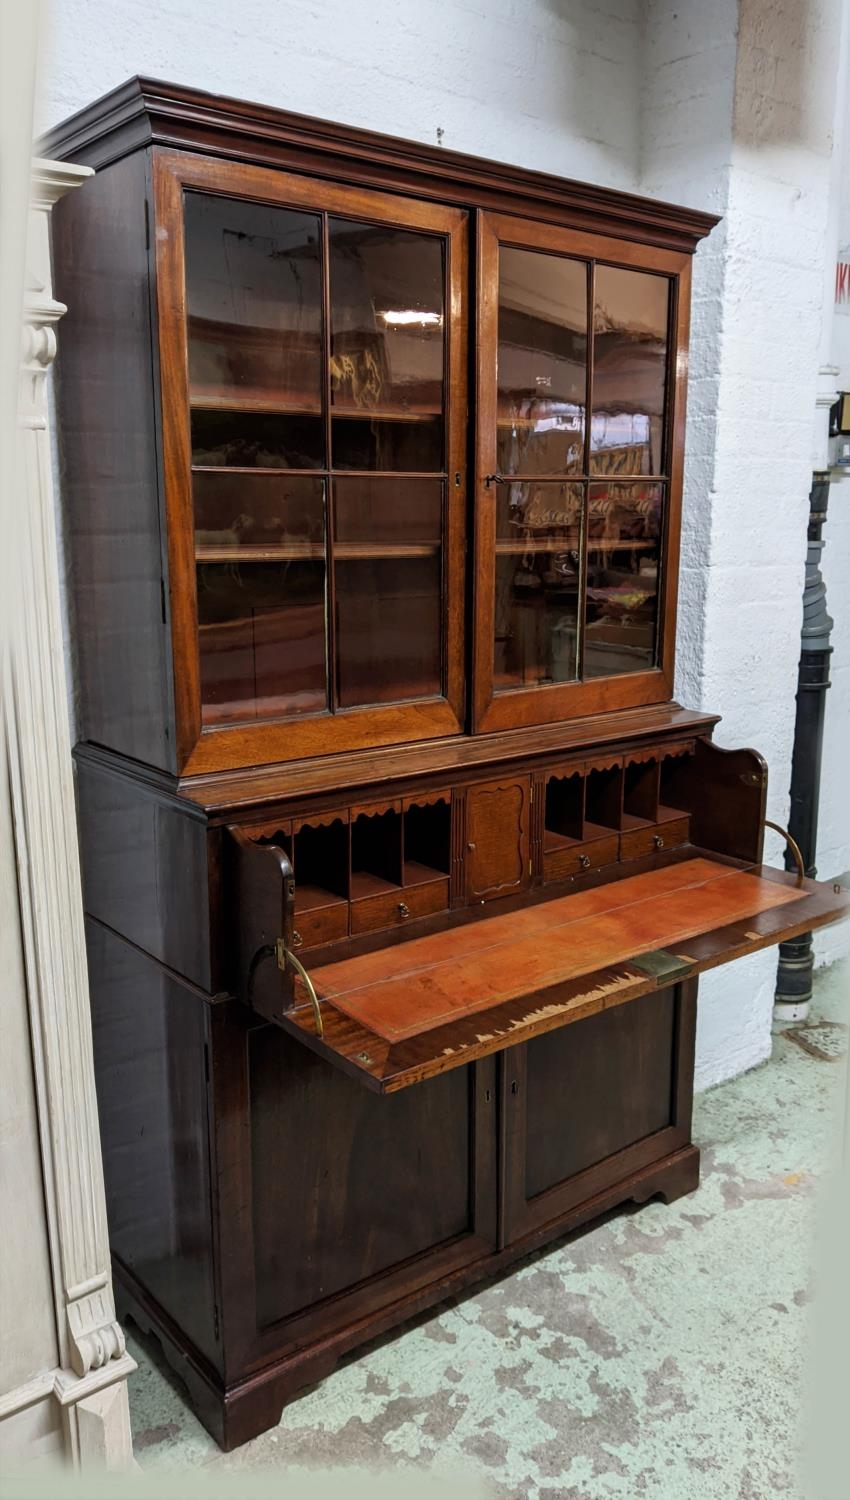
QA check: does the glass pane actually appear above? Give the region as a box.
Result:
[493,482,584,691]
[591,267,669,476]
[191,410,323,469]
[184,192,323,420]
[328,218,445,471]
[195,477,327,723]
[334,478,443,707]
[583,481,663,678]
[497,248,587,477]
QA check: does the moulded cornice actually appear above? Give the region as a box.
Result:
[39,76,720,254]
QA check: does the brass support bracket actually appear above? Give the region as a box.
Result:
[764,819,806,886]
[275,939,324,1038]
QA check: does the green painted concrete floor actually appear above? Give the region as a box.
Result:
[125,961,849,1498]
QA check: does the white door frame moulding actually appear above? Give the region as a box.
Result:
[3,157,135,1470]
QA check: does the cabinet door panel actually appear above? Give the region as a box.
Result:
[502,982,695,1243]
[219,1022,497,1374]
[465,777,531,901]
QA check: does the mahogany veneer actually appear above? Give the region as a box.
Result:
[46,78,848,1451]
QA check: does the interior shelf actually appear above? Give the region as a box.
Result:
[581,819,618,843]
[543,829,582,851]
[349,871,401,901]
[656,802,690,824]
[333,405,441,423]
[495,539,654,554]
[189,391,440,422]
[403,859,447,887]
[294,883,347,914]
[195,542,439,563]
[190,391,321,415]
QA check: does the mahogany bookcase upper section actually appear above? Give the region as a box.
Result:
[44,79,718,782]
[42,77,716,252]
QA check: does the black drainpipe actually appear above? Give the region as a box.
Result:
[774,472,833,1022]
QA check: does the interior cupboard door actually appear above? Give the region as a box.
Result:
[473,210,691,734]
[465,777,531,901]
[153,149,468,775]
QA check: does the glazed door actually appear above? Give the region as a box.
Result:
[473,211,690,732]
[153,149,467,774]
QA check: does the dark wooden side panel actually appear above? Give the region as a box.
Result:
[52,149,174,770]
[86,919,219,1369]
[524,987,675,1197]
[76,756,214,991]
[665,738,767,863]
[247,1028,476,1328]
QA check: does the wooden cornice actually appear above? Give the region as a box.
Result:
[40,76,719,253]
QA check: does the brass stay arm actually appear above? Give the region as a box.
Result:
[275,938,324,1038]
[764,819,806,886]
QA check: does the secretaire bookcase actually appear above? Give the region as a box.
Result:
[43,78,848,1449]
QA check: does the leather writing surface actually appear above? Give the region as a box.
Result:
[310,858,800,1042]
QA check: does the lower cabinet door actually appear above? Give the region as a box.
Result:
[213,1004,498,1379]
[500,982,696,1244]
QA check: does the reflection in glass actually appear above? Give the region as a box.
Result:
[334,477,443,707]
[329,218,445,471]
[191,410,324,469]
[583,482,663,678]
[591,267,669,476]
[195,477,327,723]
[184,192,322,413]
[331,416,442,472]
[497,248,587,477]
[493,482,584,691]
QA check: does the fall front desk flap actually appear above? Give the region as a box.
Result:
[262,854,848,1092]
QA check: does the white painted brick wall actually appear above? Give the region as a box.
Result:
[815,32,850,968]
[37,0,848,1087]
[37,0,641,186]
[642,0,846,1086]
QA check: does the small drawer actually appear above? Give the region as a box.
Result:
[350,877,449,937]
[543,833,619,883]
[293,901,349,950]
[619,816,690,863]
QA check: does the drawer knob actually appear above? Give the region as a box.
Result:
[579,853,591,869]
[292,929,303,947]
[467,841,476,851]
[653,834,665,850]
[398,902,411,919]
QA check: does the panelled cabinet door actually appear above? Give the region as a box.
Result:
[216,1014,498,1377]
[465,776,531,901]
[153,149,468,774]
[500,981,696,1243]
[472,210,691,733]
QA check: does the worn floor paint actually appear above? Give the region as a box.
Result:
[125,962,849,1497]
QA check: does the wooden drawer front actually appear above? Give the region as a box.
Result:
[620,817,690,863]
[294,902,349,950]
[351,878,449,937]
[543,835,619,884]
